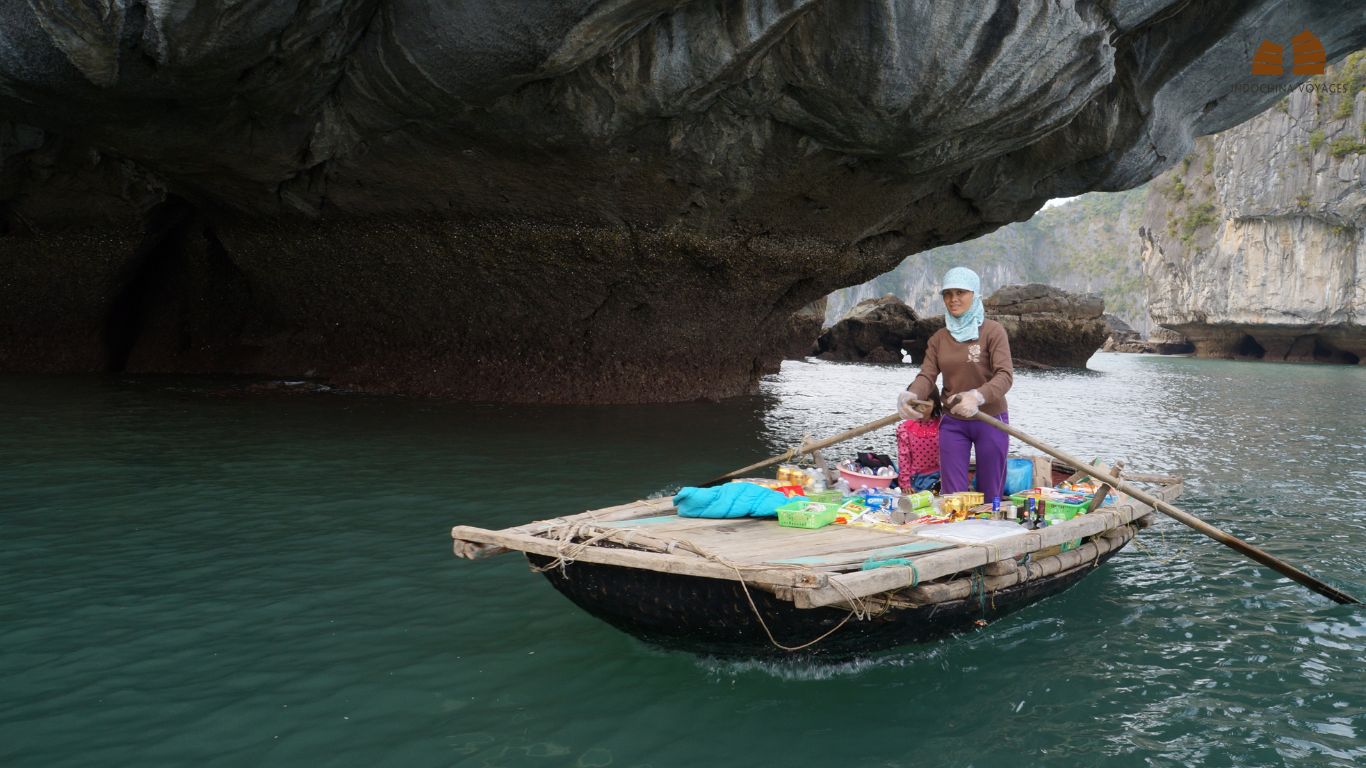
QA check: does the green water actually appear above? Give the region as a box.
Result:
[2,354,1363,767]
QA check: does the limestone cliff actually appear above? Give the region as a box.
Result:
[825,188,1150,333]
[3,2,1364,400]
[1140,53,1365,364]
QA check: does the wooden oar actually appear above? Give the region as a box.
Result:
[953,404,1360,605]
[698,403,931,488]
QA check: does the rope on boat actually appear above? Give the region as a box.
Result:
[972,568,988,613]
[1128,519,1189,565]
[727,564,875,653]
[528,523,621,578]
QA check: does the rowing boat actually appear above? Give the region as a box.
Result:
[450,457,1182,657]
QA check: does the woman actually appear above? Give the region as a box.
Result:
[896,267,1013,499]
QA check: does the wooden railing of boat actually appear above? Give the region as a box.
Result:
[451,461,1183,610]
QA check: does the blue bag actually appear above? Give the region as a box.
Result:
[910,471,940,492]
[1004,458,1034,496]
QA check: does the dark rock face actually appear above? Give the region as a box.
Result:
[1104,336,1151,354]
[1167,324,1357,364]
[2,2,1363,400]
[1146,327,1196,356]
[986,284,1104,319]
[1103,318,1196,355]
[849,285,1107,369]
[984,284,1107,368]
[815,295,917,363]
[1102,313,1142,352]
[782,297,827,360]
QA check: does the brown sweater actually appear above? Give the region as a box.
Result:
[908,319,1013,416]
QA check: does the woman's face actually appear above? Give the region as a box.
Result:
[942,288,974,318]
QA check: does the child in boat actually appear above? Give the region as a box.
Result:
[897,384,942,492]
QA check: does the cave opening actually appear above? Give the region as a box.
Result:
[1312,337,1361,365]
[102,197,197,372]
[1234,334,1265,359]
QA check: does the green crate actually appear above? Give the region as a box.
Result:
[777,500,839,529]
[1010,495,1089,521]
[1048,502,1087,521]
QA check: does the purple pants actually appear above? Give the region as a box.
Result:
[939,411,1009,498]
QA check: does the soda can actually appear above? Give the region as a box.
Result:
[906,490,934,510]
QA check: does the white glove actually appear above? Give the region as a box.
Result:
[949,389,985,418]
[897,390,925,420]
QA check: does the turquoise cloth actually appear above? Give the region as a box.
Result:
[673,483,787,519]
[945,296,985,342]
[942,266,985,342]
[942,266,981,293]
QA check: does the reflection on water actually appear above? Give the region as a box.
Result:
[1,354,1363,767]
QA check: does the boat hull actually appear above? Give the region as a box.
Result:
[529,544,1127,658]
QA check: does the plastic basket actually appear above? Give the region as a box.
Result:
[1010,494,1088,521]
[776,500,839,529]
[838,467,895,491]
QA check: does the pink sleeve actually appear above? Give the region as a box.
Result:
[897,421,915,487]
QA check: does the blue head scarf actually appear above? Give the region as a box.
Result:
[942,266,985,342]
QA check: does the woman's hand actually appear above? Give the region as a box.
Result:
[897,391,926,420]
[949,389,985,418]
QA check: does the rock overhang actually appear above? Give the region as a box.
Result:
[2,1,1363,400]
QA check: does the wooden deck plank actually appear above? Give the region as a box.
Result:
[581,521,918,567]
[654,523,919,563]
[450,525,829,588]
[600,517,794,549]
[733,528,932,561]
[538,514,914,565]
[767,540,957,566]
[594,514,744,532]
[453,497,678,558]
[570,516,925,570]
